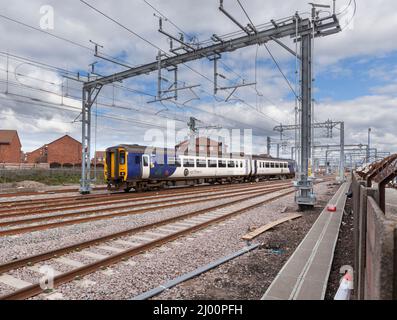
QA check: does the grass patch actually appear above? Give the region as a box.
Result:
[0,169,104,186]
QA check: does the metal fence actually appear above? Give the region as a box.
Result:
[352,155,397,300]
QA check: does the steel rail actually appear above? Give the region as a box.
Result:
[0,179,287,207]
[0,180,288,216]
[0,185,290,237]
[0,187,296,300]
[0,183,290,227]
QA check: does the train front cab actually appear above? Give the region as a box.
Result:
[105,147,127,189]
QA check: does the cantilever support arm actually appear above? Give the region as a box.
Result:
[270,36,301,60]
[219,0,251,35]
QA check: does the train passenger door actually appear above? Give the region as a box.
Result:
[142,155,150,179]
[106,150,119,180]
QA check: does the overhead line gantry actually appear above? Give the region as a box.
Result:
[79,2,341,210]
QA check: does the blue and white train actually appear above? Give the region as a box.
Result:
[104,145,296,192]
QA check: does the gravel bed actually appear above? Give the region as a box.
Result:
[154,183,337,300]
[0,193,258,264]
[7,268,42,286]
[29,182,334,300]
[0,185,270,224]
[0,283,14,296]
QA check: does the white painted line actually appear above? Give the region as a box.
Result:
[55,257,84,268]
[77,251,108,260]
[0,274,32,289]
[96,245,124,253]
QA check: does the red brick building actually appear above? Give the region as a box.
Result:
[0,130,22,163]
[26,135,82,167]
[92,151,105,167]
[176,137,226,157]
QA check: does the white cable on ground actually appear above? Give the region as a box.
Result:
[132,243,260,300]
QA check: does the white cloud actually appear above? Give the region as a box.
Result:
[0,0,396,158]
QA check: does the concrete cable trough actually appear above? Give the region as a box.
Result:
[262,180,351,300]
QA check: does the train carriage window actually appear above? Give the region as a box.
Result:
[168,157,181,167]
[143,156,149,167]
[228,161,235,168]
[196,159,207,168]
[266,162,270,168]
[276,163,280,168]
[240,161,243,168]
[218,160,227,168]
[183,158,195,168]
[208,160,217,168]
[284,163,288,168]
[271,162,275,168]
[119,151,126,165]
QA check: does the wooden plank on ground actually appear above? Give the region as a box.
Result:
[242,214,302,241]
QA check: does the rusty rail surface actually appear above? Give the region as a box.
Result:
[0,187,297,300]
[0,184,291,237]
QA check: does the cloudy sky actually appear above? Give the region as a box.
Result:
[0,0,396,162]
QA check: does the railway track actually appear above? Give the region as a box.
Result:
[0,180,288,215]
[0,182,292,236]
[0,179,290,208]
[0,185,296,300]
